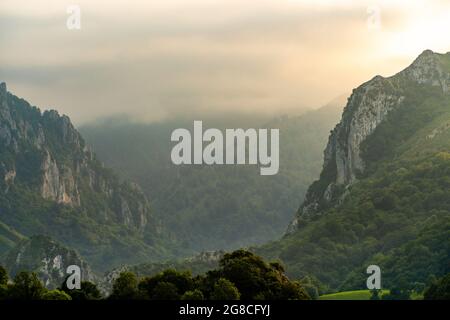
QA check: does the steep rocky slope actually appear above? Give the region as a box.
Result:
[288,50,450,231]
[258,50,450,290]
[0,83,168,271]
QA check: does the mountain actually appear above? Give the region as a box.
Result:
[288,50,450,230]
[80,98,345,255]
[0,83,169,271]
[3,235,95,289]
[257,50,450,291]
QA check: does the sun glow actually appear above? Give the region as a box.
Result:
[386,10,450,57]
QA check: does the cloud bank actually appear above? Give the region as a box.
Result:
[1,0,449,124]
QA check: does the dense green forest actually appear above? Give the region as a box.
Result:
[2,251,448,300]
[0,250,310,300]
[80,101,344,254]
[1,52,449,300]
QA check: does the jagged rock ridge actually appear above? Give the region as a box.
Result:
[0,83,150,229]
[0,83,165,270]
[288,50,450,232]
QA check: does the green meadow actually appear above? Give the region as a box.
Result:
[319,290,390,300]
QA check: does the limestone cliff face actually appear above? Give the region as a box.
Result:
[287,50,450,233]
[4,235,95,289]
[40,148,81,205]
[0,82,151,231]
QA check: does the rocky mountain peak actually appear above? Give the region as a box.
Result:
[400,50,450,92]
[416,49,436,60]
[287,50,450,233]
[0,83,151,228]
[0,84,163,269]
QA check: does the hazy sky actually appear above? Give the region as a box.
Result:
[1,0,450,124]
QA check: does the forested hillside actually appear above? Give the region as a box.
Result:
[80,99,344,254]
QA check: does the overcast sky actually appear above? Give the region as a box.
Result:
[1,0,450,124]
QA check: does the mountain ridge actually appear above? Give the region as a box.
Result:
[287,50,450,232]
[0,83,169,271]
[256,50,450,290]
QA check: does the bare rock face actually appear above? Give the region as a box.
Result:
[287,50,450,233]
[0,83,167,272]
[399,49,450,92]
[4,235,96,289]
[40,149,81,205]
[0,82,151,231]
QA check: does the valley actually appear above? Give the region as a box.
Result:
[0,50,449,299]
[80,99,344,254]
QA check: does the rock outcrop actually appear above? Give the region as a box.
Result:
[0,82,151,230]
[3,235,95,289]
[287,50,450,233]
[0,83,164,270]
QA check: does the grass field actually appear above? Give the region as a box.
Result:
[319,290,390,300]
